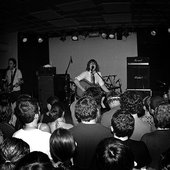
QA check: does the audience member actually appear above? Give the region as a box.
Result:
[15,151,54,170]
[141,103,170,170]
[48,102,73,133]
[70,86,103,126]
[12,97,51,158]
[100,91,120,128]
[149,95,165,115]
[0,137,30,170]
[41,96,60,123]
[0,129,4,144]
[95,137,134,170]
[139,96,156,131]
[111,109,151,169]
[69,96,112,170]
[0,100,16,139]
[159,147,170,170]
[120,90,152,141]
[50,128,77,170]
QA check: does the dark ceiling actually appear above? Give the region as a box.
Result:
[0,0,170,37]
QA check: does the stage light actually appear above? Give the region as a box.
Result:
[71,35,78,41]
[168,28,170,33]
[101,32,107,39]
[151,30,157,36]
[108,33,115,39]
[22,37,28,43]
[38,37,43,43]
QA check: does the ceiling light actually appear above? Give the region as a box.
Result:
[22,37,28,43]
[168,28,170,33]
[108,33,115,39]
[151,30,157,36]
[38,37,43,43]
[71,35,78,41]
[101,32,107,39]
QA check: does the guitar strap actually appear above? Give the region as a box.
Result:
[11,68,17,86]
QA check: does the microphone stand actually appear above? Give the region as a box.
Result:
[64,57,72,103]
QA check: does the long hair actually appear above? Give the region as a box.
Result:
[0,137,30,170]
[50,128,76,169]
[86,59,99,72]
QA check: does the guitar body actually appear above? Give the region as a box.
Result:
[76,79,101,98]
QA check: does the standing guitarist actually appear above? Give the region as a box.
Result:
[5,58,23,103]
[74,59,110,98]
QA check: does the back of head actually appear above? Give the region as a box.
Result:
[160,147,170,170]
[96,137,134,170]
[0,137,30,170]
[150,95,165,111]
[120,90,143,115]
[82,86,103,106]
[50,128,76,168]
[154,103,170,129]
[0,101,12,123]
[111,109,135,138]
[49,102,64,121]
[15,151,54,170]
[16,97,39,124]
[107,91,120,109]
[75,96,98,122]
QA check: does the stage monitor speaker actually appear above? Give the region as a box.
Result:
[54,74,70,102]
[38,75,54,109]
[127,57,150,89]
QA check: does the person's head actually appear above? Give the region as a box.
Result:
[16,97,40,125]
[15,151,54,170]
[154,103,170,129]
[160,147,170,170]
[0,137,30,170]
[0,101,13,123]
[107,91,120,109]
[75,96,99,122]
[82,86,103,106]
[95,137,134,170]
[111,109,135,138]
[46,96,60,111]
[8,58,16,70]
[50,128,76,168]
[120,90,143,116]
[49,102,65,122]
[150,95,165,115]
[86,59,99,72]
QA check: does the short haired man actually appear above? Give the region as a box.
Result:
[69,96,112,170]
[12,97,51,158]
[111,109,151,169]
[101,91,120,128]
[141,103,170,170]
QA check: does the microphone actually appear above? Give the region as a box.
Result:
[70,56,73,63]
[91,65,94,72]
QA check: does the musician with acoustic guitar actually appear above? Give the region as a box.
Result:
[5,58,23,103]
[74,59,110,98]
[71,59,110,125]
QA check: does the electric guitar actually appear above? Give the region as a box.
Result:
[5,79,24,93]
[76,79,102,98]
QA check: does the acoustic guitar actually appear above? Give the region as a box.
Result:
[76,79,103,98]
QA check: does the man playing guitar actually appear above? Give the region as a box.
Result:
[74,59,110,98]
[5,58,23,103]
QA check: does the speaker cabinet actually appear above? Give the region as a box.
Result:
[127,57,150,89]
[54,74,70,102]
[38,75,54,109]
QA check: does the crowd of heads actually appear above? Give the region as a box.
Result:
[1,84,170,170]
